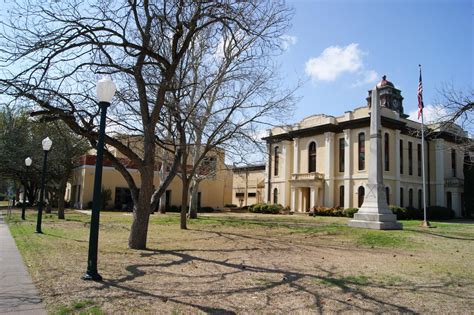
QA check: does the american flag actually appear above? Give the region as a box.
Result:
[417,66,424,120]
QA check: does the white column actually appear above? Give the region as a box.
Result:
[434,139,445,206]
[310,187,316,209]
[395,130,401,206]
[298,189,303,212]
[343,129,352,208]
[293,139,299,174]
[264,141,270,203]
[324,132,335,207]
[291,188,296,211]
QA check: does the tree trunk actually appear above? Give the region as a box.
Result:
[128,165,154,249]
[57,189,66,219]
[45,190,52,213]
[189,180,199,219]
[180,177,190,229]
[159,194,166,214]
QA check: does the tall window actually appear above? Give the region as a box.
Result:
[273,188,278,204]
[409,188,413,207]
[408,142,413,175]
[339,138,345,173]
[400,187,404,207]
[447,191,452,209]
[451,149,456,177]
[274,146,279,176]
[417,143,422,176]
[308,142,317,173]
[400,140,404,174]
[385,187,390,205]
[418,189,422,210]
[358,186,365,207]
[384,133,389,171]
[358,133,365,171]
[339,185,345,208]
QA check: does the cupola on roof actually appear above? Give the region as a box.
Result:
[377,75,394,88]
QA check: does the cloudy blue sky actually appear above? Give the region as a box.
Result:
[276,0,472,123]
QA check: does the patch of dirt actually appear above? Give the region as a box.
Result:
[16,212,474,314]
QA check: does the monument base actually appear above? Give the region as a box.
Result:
[348,212,403,230]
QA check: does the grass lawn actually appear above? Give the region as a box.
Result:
[5,209,474,314]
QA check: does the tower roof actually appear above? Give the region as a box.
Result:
[377,75,394,88]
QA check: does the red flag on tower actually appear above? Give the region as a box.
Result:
[417,66,424,120]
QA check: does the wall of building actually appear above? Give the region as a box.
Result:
[265,105,467,217]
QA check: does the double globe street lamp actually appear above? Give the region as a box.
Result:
[22,157,32,220]
[83,76,116,281]
[36,137,52,233]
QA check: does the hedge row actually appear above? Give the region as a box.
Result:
[310,205,455,220]
[249,203,284,214]
[311,207,359,218]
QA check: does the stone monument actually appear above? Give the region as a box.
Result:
[348,84,403,230]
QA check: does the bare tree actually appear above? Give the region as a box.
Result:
[165,22,295,228]
[0,1,292,248]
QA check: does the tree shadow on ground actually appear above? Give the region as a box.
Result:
[89,227,474,313]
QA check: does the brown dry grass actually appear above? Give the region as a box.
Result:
[6,209,474,314]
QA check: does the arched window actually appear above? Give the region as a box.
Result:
[385,186,390,205]
[308,142,317,173]
[417,144,422,176]
[447,191,452,210]
[408,188,413,207]
[384,133,389,171]
[274,146,279,176]
[273,188,278,204]
[418,189,422,210]
[400,187,404,207]
[339,138,345,172]
[339,185,345,208]
[358,133,365,170]
[408,142,413,175]
[358,186,365,208]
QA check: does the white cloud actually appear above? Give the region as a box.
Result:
[408,104,448,123]
[305,43,378,87]
[305,43,363,81]
[280,34,297,50]
[352,70,378,87]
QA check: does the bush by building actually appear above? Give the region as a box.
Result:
[249,203,283,214]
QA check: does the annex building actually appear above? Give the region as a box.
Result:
[262,76,468,217]
[67,144,233,211]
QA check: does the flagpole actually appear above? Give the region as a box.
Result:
[419,65,430,227]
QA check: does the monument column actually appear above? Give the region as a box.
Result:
[348,85,402,230]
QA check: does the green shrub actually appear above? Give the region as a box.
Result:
[198,206,215,213]
[249,203,282,214]
[225,204,237,208]
[427,206,455,220]
[166,205,181,212]
[343,208,359,218]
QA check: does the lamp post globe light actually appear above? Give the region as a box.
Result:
[36,137,52,233]
[22,157,32,220]
[83,76,116,281]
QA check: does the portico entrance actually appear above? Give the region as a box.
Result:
[289,172,324,212]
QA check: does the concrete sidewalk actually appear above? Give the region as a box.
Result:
[0,211,47,314]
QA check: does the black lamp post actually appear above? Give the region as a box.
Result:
[83,76,116,281]
[22,157,32,220]
[36,137,52,234]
